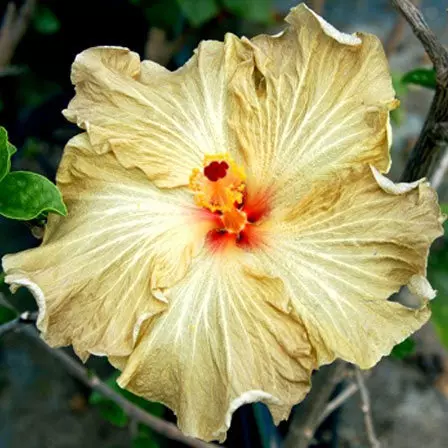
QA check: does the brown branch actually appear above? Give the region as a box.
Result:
[0,0,37,69]
[391,0,448,182]
[431,147,448,190]
[355,369,381,448]
[284,361,347,448]
[0,317,216,448]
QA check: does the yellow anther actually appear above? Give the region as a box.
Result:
[189,153,246,213]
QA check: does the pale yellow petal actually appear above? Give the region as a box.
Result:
[225,3,397,203]
[111,249,316,442]
[258,166,443,368]
[2,133,210,359]
[63,44,229,188]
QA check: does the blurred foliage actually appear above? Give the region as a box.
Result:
[177,0,219,27]
[429,204,448,348]
[0,127,66,220]
[130,0,273,28]
[402,68,437,90]
[32,5,61,35]
[391,338,416,360]
[222,0,273,23]
[90,371,165,447]
[0,301,17,325]
[391,72,408,126]
[391,67,438,126]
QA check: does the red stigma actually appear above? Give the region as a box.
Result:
[204,161,229,182]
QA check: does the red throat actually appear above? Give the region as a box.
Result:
[189,154,270,252]
[204,189,270,252]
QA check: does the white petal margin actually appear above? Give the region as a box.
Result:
[303,4,362,45]
[408,274,437,301]
[224,390,281,430]
[112,249,316,442]
[6,276,46,329]
[261,165,444,369]
[2,133,212,360]
[370,165,422,194]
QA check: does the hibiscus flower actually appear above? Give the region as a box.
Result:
[2,3,444,442]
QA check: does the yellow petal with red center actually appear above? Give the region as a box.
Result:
[257,166,443,368]
[63,43,230,188]
[225,3,397,207]
[2,134,211,360]
[110,249,316,442]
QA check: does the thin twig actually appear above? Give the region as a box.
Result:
[315,381,359,428]
[0,0,37,69]
[391,0,448,182]
[0,318,216,448]
[284,361,347,448]
[355,369,381,448]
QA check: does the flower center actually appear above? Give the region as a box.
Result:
[189,153,247,233]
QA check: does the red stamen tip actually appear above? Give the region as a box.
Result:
[204,161,229,182]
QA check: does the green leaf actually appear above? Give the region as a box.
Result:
[33,6,61,35]
[223,0,273,23]
[0,171,67,220]
[177,0,219,27]
[7,142,17,157]
[402,68,436,89]
[391,337,416,359]
[0,128,12,182]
